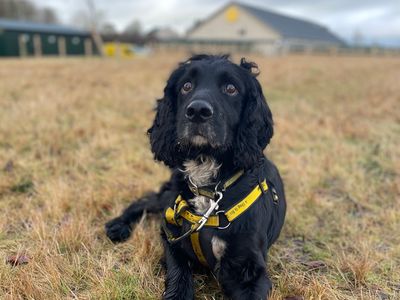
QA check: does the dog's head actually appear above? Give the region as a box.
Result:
[148,54,273,169]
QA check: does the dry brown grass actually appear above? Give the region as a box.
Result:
[0,53,399,299]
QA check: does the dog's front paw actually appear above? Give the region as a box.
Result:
[105,217,132,243]
[162,286,194,300]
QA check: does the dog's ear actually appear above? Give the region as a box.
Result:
[147,66,185,168]
[233,60,273,169]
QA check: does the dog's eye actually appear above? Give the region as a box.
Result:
[181,82,193,94]
[224,84,238,96]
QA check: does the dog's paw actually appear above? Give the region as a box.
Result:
[162,289,194,300]
[162,282,194,300]
[105,217,132,243]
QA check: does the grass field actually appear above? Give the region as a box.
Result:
[0,53,399,299]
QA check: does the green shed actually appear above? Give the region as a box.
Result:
[0,18,98,57]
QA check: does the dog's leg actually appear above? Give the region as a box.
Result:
[105,179,178,243]
[162,238,194,300]
[218,244,272,300]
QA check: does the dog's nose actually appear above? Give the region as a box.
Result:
[185,100,213,123]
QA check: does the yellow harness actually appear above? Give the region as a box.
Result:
[163,172,269,267]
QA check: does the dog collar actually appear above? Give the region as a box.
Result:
[187,169,244,199]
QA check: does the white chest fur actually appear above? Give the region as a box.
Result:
[183,156,220,214]
[183,156,227,261]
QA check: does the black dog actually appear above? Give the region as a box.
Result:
[105,54,286,300]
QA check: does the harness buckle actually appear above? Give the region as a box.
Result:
[196,191,223,232]
[216,210,231,230]
[214,191,223,202]
[214,181,222,192]
[271,187,279,203]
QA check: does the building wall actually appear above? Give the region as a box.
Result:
[41,33,61,55]
[0,29,97,57]
[66,35,86,55]
[0,31,34,56]
[187,4,280,42]
[0,30,4,56]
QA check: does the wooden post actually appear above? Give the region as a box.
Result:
[58,37,66,56]
[18,34,28,57]
[33,34,42,57]
[84,38,93,56]
[91,31,104,56]
[116,41,121,58]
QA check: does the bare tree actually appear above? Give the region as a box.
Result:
[39,7,58,23]
[84,0,104,56]
[72,0,105,30]
[0,0,58,23]
[120,19,144,44]
[0,0,35,19]
[101,22,117,35]
[123,20,142,36]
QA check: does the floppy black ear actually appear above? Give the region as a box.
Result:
[147,67,185,168]
[233,62,273,170]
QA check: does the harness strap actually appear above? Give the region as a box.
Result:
[165,207,221,227]
[188,170,244,199]
[163,179,270,266]
[165,180,268,229]
[190,232,208,266]
[222,170,244,190]
[225,180,268,222]
[162,221,199,244]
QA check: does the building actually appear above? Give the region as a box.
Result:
[185,2,345,54]
[0,18,98,57]
[147,27,180,42]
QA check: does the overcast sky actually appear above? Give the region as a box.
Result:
[33,0,400,46]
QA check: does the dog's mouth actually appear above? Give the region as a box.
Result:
[191,135,208,146]
[179,123,219,148]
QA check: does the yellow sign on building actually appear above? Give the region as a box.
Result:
[225,5,239,22]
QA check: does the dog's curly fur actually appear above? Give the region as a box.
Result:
[105,54,286,300]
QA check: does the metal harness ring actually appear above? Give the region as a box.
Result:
[216,210,231,230]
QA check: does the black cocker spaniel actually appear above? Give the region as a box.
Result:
[105,54,286,300]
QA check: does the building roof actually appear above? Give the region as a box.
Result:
[237,3,344,45]
[187,2,345,45]
[0,18,90,36]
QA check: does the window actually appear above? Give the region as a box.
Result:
[238,28,247,36]
[72,37,80,45]
[21,34,30,42]
[48,35,56,44]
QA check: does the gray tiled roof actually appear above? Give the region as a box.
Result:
[238,2,345,45]
[0,18,90,36]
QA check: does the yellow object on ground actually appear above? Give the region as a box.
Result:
[103,42,135,58]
